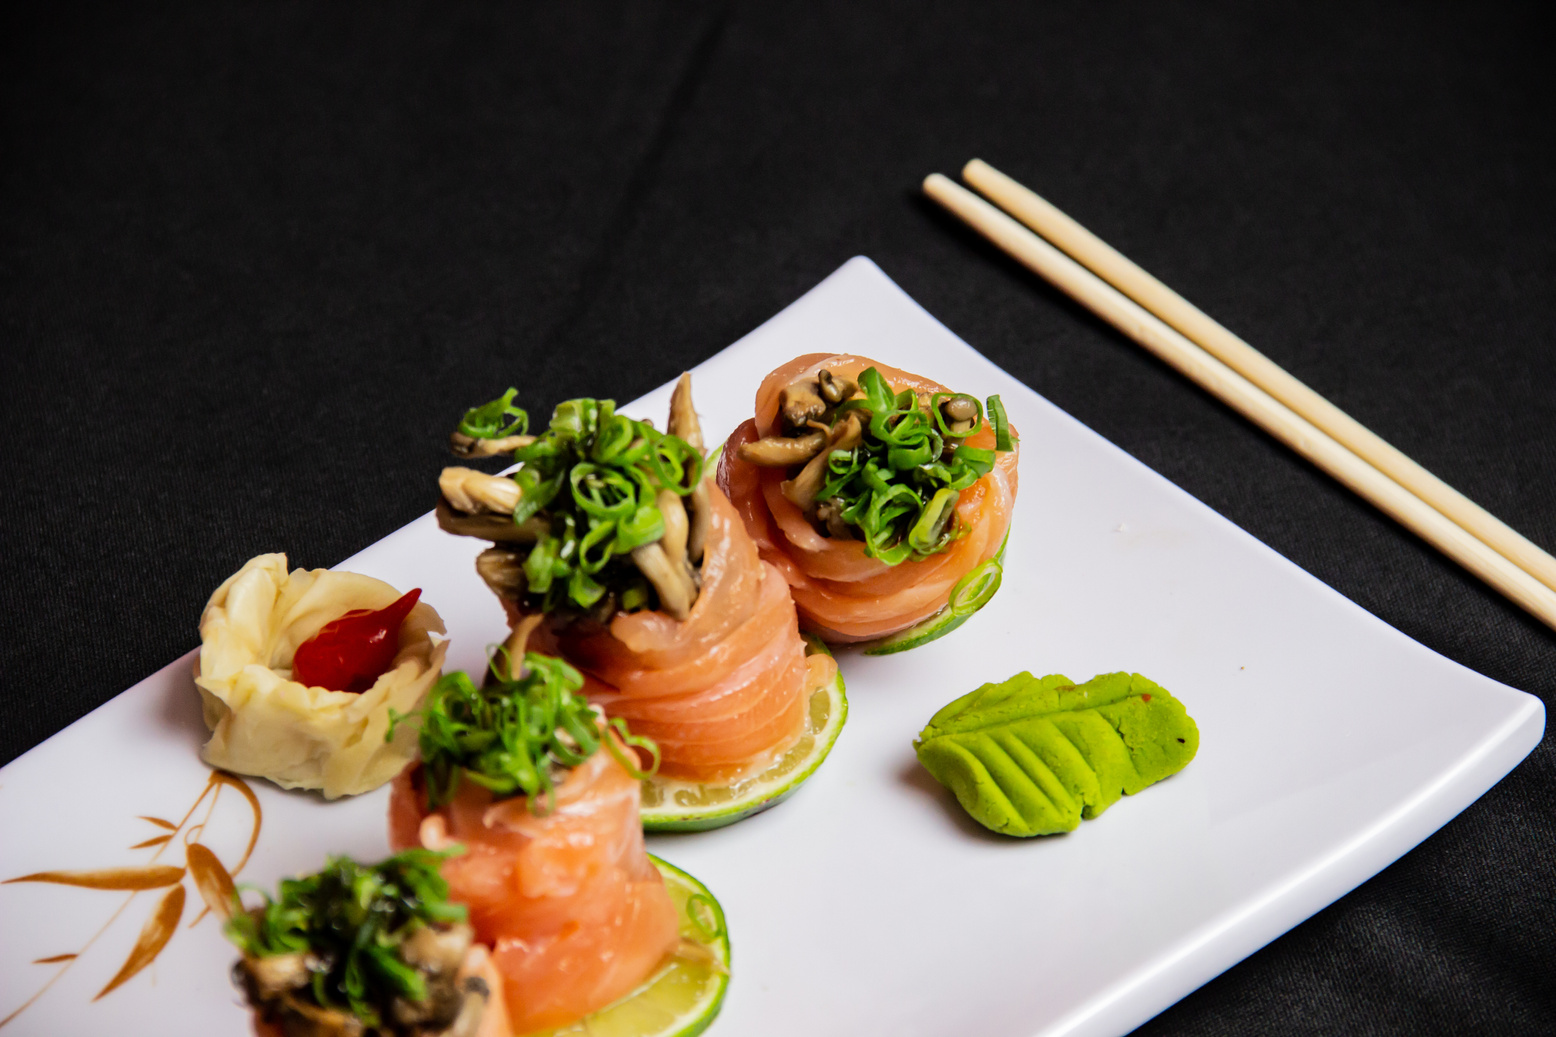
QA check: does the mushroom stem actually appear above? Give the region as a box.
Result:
[667,372,703,452]
[666,372,711,565]
[737,430,827,466]
[655,488,703,594]
[657,490,689,566]
[781,412,862,509]
[686,480,711,565]
[444,982,491,1037]
[815,497,854,539]
[631,542,696,620]
[501,614,544,680]
[475,547,526,600]
[239,952,314,999]
[439,467,522,515]
[436,499,545,542]
[449,432,536,459]
[401,925,474,974]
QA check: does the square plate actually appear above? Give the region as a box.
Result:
[0,257,1542,1037]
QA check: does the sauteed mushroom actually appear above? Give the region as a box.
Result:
[475,547,526,600]
[438,466,522,515]
[667,373,712,564]
[448,431,535,459]
[817,368,858,405]
[435,498,546,543]
[779,379,827,429]
[631,541,696,620]
[781,412,863,509]
[737,430,827,467]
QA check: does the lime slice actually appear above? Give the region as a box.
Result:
[522,855,730,1037]
[640,638,847,832]
[861,532,1009,656]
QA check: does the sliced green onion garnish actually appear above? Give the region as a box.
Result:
[568,567,606,608]
[457,387,528,440]
[604,716,660,780]
[619,579,650,612]
[949,556,1003,618]
[401,652,658,812]
[224,848,467,1027]
[616,504,666,551]
[685,892,727,942]
[795,367,1013,566]
[450,391,704,615]
[908,487,960,554]
[987,394,1013,452]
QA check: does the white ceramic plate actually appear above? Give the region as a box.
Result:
[0,258,1542,1037]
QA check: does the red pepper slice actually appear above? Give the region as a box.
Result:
[291,588,422,694]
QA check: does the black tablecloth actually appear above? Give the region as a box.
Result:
[4,2,1553,1032]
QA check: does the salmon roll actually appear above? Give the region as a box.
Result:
[435,376,831,786]
[389,645,680,1033]
[719,354,1019,649]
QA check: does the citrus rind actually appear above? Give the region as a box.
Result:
[639,639,847,832]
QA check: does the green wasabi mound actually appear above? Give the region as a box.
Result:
[913,671,1199,837]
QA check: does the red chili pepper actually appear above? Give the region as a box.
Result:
[291,589,422,694]
[1141,693,1152,703]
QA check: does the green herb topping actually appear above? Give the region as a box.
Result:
[748,366,1015,565]
[405,650,659,811]
[225,849,467,1027]
[452,392,703,616]
[456,387,529,440]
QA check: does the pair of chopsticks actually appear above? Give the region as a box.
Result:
[924,161,1556,633]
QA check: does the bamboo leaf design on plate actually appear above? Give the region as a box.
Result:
[914,671,1200,837]
[3,866,185,891]
[185,843,237,923]
[0,770,264,1030]
[94,884,185,1000]
[209,771,263,875]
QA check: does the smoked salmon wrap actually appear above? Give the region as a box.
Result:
[389,650,681,1032]
[548,481,831,782]
[437,376,827,784]
[719,354,1019,645]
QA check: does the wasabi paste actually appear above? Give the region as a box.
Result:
[914,671,1198,837]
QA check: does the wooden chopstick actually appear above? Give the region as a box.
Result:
[962,158,1556,598]
[922,171,1556,633]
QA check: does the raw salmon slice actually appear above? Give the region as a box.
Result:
[389,747,679,1032]
[556,482,809,782]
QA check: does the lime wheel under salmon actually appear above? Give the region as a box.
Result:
[640,637,847,831]
[524,855,730,1037]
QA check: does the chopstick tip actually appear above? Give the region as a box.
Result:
[922,172,954,194]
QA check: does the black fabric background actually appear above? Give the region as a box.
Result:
[4,2,1553,1032]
